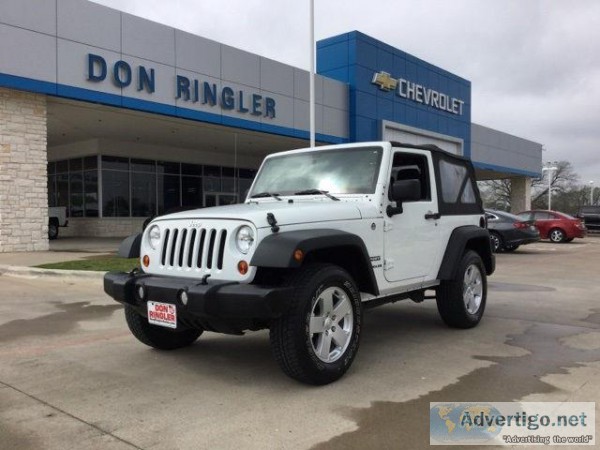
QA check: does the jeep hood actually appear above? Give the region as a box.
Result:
[154,201,365,229]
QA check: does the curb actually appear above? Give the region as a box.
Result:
[0,265,106,280]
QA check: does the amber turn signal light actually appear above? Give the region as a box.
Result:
[142,255,150,267]
[238,260,248,275]
[293,249,304,262]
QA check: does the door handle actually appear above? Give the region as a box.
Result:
[425,212,441,220]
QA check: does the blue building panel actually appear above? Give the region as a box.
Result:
[318,31,471,155]
[316,42,349,74]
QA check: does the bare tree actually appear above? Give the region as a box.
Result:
[531,161,579,208]
[479,160,580,211]
[477,179,511,210]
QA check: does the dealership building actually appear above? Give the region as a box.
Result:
[0,0,542,252]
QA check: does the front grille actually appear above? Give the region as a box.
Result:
[160,226,228,271]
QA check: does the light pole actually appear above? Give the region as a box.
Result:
[590,181,595,205]
[542,162,557,210]
[309,0,315,147]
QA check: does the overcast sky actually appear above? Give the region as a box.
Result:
[92,0,600,187]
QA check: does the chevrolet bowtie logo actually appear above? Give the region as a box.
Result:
[372,71,398,91]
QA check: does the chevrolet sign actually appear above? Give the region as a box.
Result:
[372,71,465,116]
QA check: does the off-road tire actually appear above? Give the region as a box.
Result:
[124,305,203,350]
[436,250,487,329]
[549,228,566,243]
[269,263,362,385]
[489,232,503,253]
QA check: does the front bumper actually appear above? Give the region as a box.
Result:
[104,271,294,322]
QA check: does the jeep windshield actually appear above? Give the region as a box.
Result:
[248,146,383,198]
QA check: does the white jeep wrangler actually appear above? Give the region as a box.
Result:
[104,141,494,385]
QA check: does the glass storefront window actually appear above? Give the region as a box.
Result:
[182,176,203,207]
[69,172,84,217]
[102,170,130,217]
[102,156,129,171]
[204,165,221,177]
[222,177,235,193]
[132,172,156,217]
[131,159,156,173]
[158,174,180,214]
[157,161,180,175]
[84,170,99,217]
[69,158,83,171]
[49,156,254,218]
[182,163,202,176]
[56,160,69,173]
[84,156,98,170]
[204,176,220,192]
[48,175,57,207]
[56,173,69,208]
[238,178,253,200]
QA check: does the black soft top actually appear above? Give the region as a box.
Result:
[390,141,472,164]
[389,141,483,216]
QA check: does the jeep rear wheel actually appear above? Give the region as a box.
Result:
[436,250,487,329]
[269,263,362,385]
[124,305,203,350]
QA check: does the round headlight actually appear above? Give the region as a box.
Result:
[236,226,255,254]
[148,225,161,250]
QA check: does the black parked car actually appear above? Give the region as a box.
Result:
[485,209,540,252]
[576,205,600,231]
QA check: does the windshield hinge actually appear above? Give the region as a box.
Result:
[383,220,394,232]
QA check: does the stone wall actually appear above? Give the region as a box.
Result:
[0,88,48,252]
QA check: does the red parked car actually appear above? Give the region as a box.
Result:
[517,210,587,243]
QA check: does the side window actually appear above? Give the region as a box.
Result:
[534,212,551,220]
[438,159,477,204]
[390,153,431,201]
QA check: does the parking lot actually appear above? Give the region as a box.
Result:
[1,238,599,449]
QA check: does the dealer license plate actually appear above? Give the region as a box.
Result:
[147,301,177,329]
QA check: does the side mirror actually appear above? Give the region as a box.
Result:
[387,179,421,217]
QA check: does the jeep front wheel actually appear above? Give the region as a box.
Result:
[124,305,203,350]
[436,250,487,329]
[269,263,362,385]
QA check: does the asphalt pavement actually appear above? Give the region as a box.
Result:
[0,238,598,449]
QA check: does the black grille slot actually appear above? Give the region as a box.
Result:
[206,229,216,269]
[196,229,206,268]
[187,229,197,268]
[178,229,187,267]
[169,229,179,267]
[161,229,171,265]
[217,230,227,270]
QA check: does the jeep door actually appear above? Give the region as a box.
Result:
[383,150,440,284]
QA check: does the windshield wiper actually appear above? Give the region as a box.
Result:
[294,189,340,201]
[250,192,282,201]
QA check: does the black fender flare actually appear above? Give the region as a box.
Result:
[250,229,379,295]
[118,233,142,259]
[437,226,495,280]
